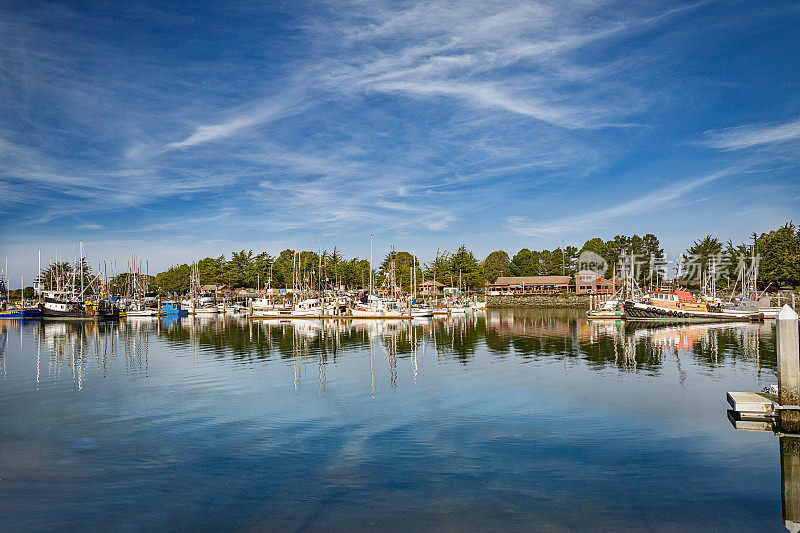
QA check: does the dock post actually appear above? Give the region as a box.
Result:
[778,305,800,432]
[781,437,800,533]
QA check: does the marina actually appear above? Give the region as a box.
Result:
[0,308,791,530]
[3,1,799,530]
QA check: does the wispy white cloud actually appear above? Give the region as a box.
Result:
[703,117,800,150]
[166,95,311,150]
[505,170,733,237]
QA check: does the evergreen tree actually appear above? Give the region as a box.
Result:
[483,250,511,283]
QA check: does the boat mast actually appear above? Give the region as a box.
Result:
[433,250,438,306]
[369,234,373,295]
[80,242,84,298]
[413,252,416,302]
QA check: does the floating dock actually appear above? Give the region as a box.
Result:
[727,391,778,420]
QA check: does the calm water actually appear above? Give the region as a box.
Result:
[0,310,786,531]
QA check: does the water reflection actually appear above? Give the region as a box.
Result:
[1,309,776,392]
[0,310,785,530]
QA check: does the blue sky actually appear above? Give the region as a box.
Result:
[1,0,800,283]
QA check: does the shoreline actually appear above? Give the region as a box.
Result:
[487,294,591,309]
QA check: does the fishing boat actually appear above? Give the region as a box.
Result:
[161,301,189,316]
[292,298,324,317]
[623,289,760,321]
[716,241,782,318]
[38,293,119,320]
[125,300,159,316]
[194,306,220,315]
[0,308,42,319]
[125,308,158,317]
[250,307,295,318]
[587,299,624,320]
[410,305,433,318]
[252,297,280,311]
[0,277,42,319]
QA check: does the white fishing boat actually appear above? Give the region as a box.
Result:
[291,298,323,317]
[410,307,433,318]
[125,306,158,317]
[351,294,408,318]
[252,297,278,311]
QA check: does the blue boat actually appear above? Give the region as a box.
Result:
[161,301,189,316]
[0,308,43,319]
[0,277,41,319]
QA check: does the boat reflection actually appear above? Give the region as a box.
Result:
[0,309,775,393]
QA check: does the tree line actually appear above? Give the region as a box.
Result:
[27,221,800,297]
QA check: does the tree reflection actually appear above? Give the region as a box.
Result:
[11,309,775,391]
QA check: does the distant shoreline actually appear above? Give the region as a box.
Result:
[487,294,591,309]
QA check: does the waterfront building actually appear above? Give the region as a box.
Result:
[486,275,571,295]
[574,270,617,294]
[419,280,445,296]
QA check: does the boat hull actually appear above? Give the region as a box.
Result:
[623,301,760,321]
[0,308,43,319]
[38,305,118,321]
[587,310,625,320]
[125,310,159,317]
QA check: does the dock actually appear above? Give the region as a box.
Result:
[728,305,800,432]
[727,391,778,420]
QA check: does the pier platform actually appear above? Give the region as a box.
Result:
[727,391,778,419]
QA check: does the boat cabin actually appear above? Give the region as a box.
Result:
[647,290,707,312]
[161,301,188,316]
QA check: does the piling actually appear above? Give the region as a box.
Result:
[782,437,800,533]
[778,305,800,432]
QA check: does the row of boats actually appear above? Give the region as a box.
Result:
[248,293,486,319]
[588,289,779,321]
[586,247,788,322]
[1,289,488,321]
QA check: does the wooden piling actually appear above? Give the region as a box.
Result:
[778,305,800,432]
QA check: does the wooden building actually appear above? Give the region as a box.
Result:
[486,275,571,295]
[574,270,616,294]
[419,280,445,295]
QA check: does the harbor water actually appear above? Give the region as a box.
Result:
[0,310,785,531]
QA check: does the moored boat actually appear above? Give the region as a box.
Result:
[161,301,189,316]
[623,290,761,321]
[587,299,624,320]
[38,297,119,320]
[0,308,43,319]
